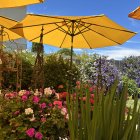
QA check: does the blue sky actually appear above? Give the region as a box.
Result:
[27,0,140,60]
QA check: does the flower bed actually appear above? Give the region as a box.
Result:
[0,88,69,140]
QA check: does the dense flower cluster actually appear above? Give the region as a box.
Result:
[92,57,119,87]
[0,88,69,139]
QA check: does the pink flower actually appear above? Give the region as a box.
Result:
[35,132,43,140]
[33,96,40,104]
[48,103,52,107]
[82,97,86,101]
[14,110,20,115]
[76,81,80,85]
[25,91,30,96]
[41,117,46,123]
[53,101,62,109]
[26,128,35,137]
[90,94,94,98]
[61,107,67,115]
[21,95,28,102]
[39,103,46,109]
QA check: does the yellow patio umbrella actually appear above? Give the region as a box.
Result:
[0,16,22,89]
[0,0,44,8]
[11,14,136,65]
[11,13,136,89]
[0,16,22,42]
[128,6,140,20]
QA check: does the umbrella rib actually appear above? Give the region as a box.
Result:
[55,23,71,35]
[11,21,64,29]
[77,27,92,49]
[29,23,69,42]
[60,32,68,48]
[79,23,122,45]
[74,24,91,36]
[81,21,136,34]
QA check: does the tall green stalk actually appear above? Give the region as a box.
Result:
[67,82,140,140]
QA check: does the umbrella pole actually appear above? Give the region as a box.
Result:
[69,21,75,92]
[70,35,74,69]
[0,26,4,90]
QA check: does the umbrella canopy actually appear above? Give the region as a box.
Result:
[0,0,44,8]
[128,6,140,20]
[11,14,136,49]
[0,16,22,42]
[11,14,136,89]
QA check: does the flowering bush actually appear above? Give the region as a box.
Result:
[121,56,140,87]
[0,88,68,139]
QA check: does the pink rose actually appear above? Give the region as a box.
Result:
[53,101,62,109]
[35,132,43,140]
[26,128,35,137]
[21,95,28,102]
[39,103,46,109]
[33,96,40,104]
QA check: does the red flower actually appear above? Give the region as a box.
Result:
[59,92,68,99]
[90,98,94,104]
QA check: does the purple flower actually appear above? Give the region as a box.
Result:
[35,132,43,140]
[21,95,28,102]
[26,128,35,137]
[33,96,40,104]
[39,103,46,109]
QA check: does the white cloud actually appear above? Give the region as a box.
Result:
[94,48,140,60]
[126,40,140,44]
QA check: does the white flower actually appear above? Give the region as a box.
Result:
[66,114,69,120]
[18,90,26,96]
[25,108,33,115]
[30,114,36,121]
[55,93,60,99]
[44,87,52,96]
[34,89,39,96]
[61,107,67,115]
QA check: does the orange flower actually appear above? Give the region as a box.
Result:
[58,85,64,89]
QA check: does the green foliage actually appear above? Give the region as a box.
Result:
[56,48,76,56]
[32,42,43,53]
[44,54,80,91]
[21,59,33,89]
[122,76,140,96]
[3,55,33,90]
[67,81,140,140]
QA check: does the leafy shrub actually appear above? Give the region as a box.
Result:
[121,76,140,97]
[3,57,33,90]
[44,55,80,92]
